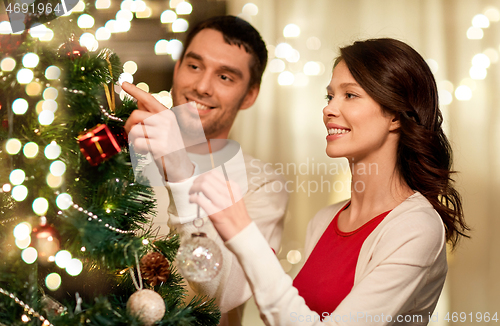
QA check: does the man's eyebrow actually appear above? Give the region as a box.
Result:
[185,51,203,61]
[219,65,243,79]
[185,51,244,79]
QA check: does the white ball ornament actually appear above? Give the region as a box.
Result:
[126,289,165,326]
[175,232,223,282]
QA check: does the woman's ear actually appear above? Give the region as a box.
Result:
[389,114,401,131]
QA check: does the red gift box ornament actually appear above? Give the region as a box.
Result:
[78,124,121,166]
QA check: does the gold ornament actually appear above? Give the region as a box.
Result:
[126,289,165,326]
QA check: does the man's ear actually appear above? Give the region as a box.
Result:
[173,60,181,79]
[239,85,260,111]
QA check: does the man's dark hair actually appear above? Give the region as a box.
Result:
[180,15,268,88]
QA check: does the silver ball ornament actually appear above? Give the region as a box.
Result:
[126,289,165,326]
[175,232,223,282]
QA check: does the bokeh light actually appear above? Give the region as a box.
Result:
[9,169,26,185]
[56,193,73,210]
[22,247,38,264]
[242,3,258,16]
[455,85,472,101]
[278,71,294,86]
[283,24,300,38]
[33,197,49,215]
[38,110,55,125]
[45,66,61,80]
[176,1,192,15]
[17,69,34,84]
[6,138,22,155]
[12,98,29,115]
[172,18,188,32]
[55,250,72,268]
[286,250,302,264]
[1,57,16,71]
[45,273,62,291]
[77,14,95,29]
[123,61,138,74]
[12,185,28,201]
[45,142,62,160]
[50,160,66,177]
[23,142,39,158]
[66,258,83,276]
[161,10,177,23]
[22,53,39,68]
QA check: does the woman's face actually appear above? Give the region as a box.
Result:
[323,61,399,162]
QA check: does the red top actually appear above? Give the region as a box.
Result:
[293,203,391,318]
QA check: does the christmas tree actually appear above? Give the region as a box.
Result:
[0,6,220,326]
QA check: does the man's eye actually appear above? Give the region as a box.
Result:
[325,95,333,102]
[189,64,199,70]
[220,75,232,81]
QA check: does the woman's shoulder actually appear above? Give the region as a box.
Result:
[368,192,447,267]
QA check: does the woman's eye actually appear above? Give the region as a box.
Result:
[325,95,333,102]
[346,93,357,99]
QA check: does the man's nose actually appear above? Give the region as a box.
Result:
[193,72,213,96]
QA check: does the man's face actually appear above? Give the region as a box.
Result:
[171,28,259,140]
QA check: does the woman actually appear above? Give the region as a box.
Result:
[189,38,469,325]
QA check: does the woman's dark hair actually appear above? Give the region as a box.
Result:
[335,38,469,248]
[180,15,268,88]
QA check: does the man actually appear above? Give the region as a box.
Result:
[124,16,288,325]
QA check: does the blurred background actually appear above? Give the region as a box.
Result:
[2,0,500,324]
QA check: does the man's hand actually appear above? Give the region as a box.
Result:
[122,82,194,182]
[188,170,252,242]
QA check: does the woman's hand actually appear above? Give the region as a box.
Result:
[189,170,252,242]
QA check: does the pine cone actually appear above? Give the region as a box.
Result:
[140,252,171,286]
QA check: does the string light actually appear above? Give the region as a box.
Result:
[0,288,54,325]
[63,201,135,234]
[100,105,124,122]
